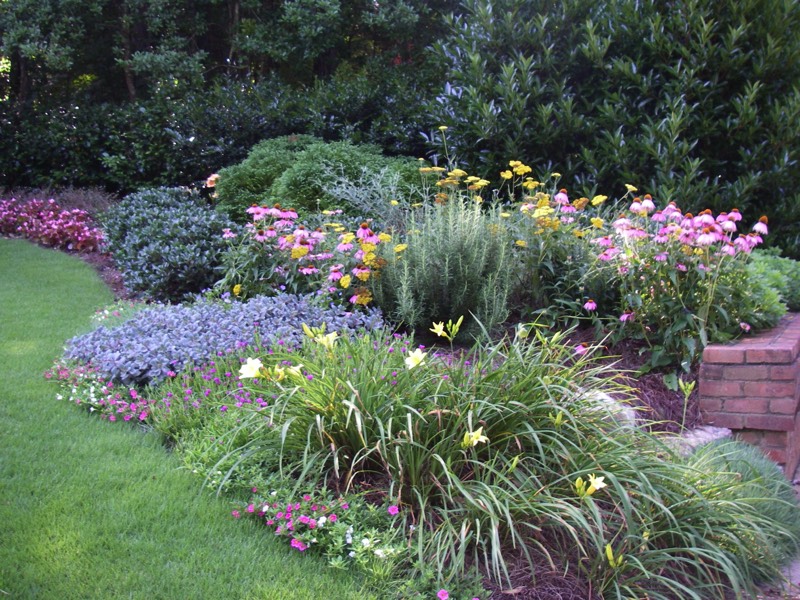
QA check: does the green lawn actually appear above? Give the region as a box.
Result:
[0,238,374,599]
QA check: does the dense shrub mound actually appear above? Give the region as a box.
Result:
[213,136,420,220]
[64,293,384,385]
[101,187,234,302]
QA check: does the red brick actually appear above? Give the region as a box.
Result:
[724,397,768,413]
[703,412,744,429]
[725,365,769,380]
[765,448,787,464]
[699,380,743,397]
[769,398,799,415]
[699,363,724,379]
[736,430,763,445]
[763,431,789,446]
[703,346,746,363]
[769,364,798,381]
[744,414,795,431]
[698,398,723,412]
[743,381,796,397]
[746,347,795,364]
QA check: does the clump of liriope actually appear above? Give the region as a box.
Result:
[228,325,800,598]
[370,191,515,336]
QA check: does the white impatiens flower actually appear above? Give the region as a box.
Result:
[238,357,264,379]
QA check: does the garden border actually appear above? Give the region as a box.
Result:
[699,313,800,477]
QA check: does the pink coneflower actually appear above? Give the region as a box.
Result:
[254,229,270,242]
[629,199,643,213]
[696,227,717,246]
[693,210,716,228]
[651,211,666,223]
[560,204,577,213]
[720,242,737,256]
[598,247,621,261]
[620,312,634,323]
[554,188,569,205]
[720,219,737,233]
[753,216,769,235]
[729,208,743,222]
[356,222,374,240]
[246,205,269,220]
[641,194,656,213]
[676,263,688,272]
[583,299,597,311]
[328,265,344,281]
[299,266,319,275]
[612,216,632,230]
[655,252,668,262]
[222,228,237,239]
[593,236,615,248]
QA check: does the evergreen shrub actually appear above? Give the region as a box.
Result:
[430,0,800,256]
[101,187,233,302]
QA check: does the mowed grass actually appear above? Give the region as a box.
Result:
[0,238,375,599]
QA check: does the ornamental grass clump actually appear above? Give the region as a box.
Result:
[227,325,800,598]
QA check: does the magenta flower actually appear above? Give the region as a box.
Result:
[574,344,588,356]
[437,590,450,600]
[231,510,241,519]
[619,312,634,323]
[740,321,751,332]
[290,538,308,552]
[753,216,769,235]
[387,505,400,516]
[583,299,597,311]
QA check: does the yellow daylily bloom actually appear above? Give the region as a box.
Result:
[239,357,264,379]
[462,426,489,448]
[404,348,427,370]
[586,474,607,495]
[430,322,446,337]
[316,331,339,350]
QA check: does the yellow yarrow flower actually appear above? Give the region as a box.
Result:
[233,284,242,297]
[590,217,604,228]
[500,170,513,180]
[515,240,528,247]
[625,184,638,192]
[591,195,608,206]
[438,125,448,131]
[291,245,309,259]
[339,275,352,289]
[377,232,392,243]
[448,169,467,178]
[394,243,408,253]
[390,200,399,206]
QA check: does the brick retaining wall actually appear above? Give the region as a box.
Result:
[699,313,800,476]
